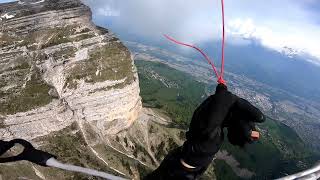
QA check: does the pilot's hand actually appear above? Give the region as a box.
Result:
[181,84,265,168]
[225,98,266,146]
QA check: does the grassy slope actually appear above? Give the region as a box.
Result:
[136,60,319,179]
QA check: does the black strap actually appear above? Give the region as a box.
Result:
[0,140,15,156]
[0,139,56,166]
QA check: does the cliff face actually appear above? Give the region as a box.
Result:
[0,0,142,141]
[0,2,215,179]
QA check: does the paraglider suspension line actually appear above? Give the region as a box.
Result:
[164,0,227,85]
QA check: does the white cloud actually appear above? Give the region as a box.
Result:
[83,0,320,63]
[227,18,320,60]
[97,6,120,17]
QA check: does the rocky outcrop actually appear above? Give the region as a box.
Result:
[0,0,142,141]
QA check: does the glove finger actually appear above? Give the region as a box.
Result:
[227,126,247,147]
[241,120,256,141]
[227,120,255,146]
[235,98,266,123]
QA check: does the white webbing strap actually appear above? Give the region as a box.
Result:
[276,163,320,180]
[46,158,128,180]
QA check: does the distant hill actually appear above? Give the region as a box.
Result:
[98,29,320,104]
[167,40,320,103]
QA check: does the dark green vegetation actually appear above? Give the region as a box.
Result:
[42,26,95,49]
[136,60,206,128]
[0,25,92,50]
[0,67,53,115]
[65,42,134,89]
[218,118,319,180]
[50,46,77,60]
[136,60,320,179]
[214,160,240,180]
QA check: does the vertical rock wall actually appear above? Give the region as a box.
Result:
[0,0,142,141]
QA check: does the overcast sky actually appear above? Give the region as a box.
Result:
[1,0,319,62]
[82,0,320,62]
[0,0,13,2]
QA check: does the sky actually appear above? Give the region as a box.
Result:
[1,0,320,62]
[81,0,320,63]
[0,0,14,3]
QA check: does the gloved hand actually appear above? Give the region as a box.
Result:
[181,84,265,168]
[226,98,265,146]
[144,84,265,179]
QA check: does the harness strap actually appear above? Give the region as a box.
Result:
[0,139,56,166]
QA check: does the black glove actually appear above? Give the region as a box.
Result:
[181,84,265,168]
[226,98,265,146]
[144,84,265,180]
[181,84,238,168]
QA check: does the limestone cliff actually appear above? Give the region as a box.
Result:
[0,0,142,141]
[0,1,215,179]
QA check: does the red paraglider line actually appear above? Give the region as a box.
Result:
[164,0,227,85]
[163,34,220,79]
[219,0,226,84]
